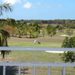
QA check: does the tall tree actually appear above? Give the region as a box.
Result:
[0,29,10,59]
[0,3,12,59]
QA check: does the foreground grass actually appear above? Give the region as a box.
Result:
[4,51,62,62]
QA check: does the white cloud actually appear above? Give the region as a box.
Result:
[3,0,21,5]
[24,2,32,9]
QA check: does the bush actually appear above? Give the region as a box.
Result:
[62,37,75,62]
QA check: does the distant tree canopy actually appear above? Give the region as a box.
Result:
[1,18,75,38]
[27,23,40,38]
[62,37,75,62]
[1,19,75,28]
[46,24,57,37]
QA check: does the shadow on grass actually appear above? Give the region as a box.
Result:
[0,66,18,75]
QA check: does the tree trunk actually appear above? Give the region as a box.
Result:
[1,51,5,59]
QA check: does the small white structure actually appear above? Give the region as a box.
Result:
[60,34,69,37]
[45,51,64,53]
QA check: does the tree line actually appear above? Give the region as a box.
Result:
[1,19,75,38]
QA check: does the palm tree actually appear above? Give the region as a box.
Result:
[0,3,12,15]
[0,29,10,59]
[0,3,12,59]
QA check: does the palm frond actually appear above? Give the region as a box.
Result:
[0,3,12,15]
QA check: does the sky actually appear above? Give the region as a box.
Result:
[0,0,75,20]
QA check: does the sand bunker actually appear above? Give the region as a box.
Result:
[60,34,69,37]
[45,51,64,53]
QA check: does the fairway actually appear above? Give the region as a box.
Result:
[2,35,65,62]
[8,35,64,48]
[4,51,62,62]
[0,35,64,62]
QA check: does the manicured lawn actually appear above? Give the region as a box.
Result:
[7,51,63,62]
[8,35,63,47]
[6,36,63,62]
[8,42,62,47]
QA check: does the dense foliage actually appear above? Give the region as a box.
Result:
[1,19,75,38]
[62,37,75,62]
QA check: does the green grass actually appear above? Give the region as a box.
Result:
[8,34,64,47]
[6,36,63,62]
[5,51,63,62]
[8,42,62,48]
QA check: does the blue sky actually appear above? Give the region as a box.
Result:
[0,0,75,20]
